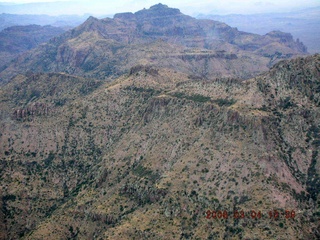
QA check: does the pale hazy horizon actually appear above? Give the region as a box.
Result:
[0,0,319,16]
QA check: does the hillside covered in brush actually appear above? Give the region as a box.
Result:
[0,3,318,240]
[0,53,319,239]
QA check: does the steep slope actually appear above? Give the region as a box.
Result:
[0,25,65,70]
[0,4,308,84]
[0,55,319,239]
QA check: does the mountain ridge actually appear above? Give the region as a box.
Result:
[197,6,320,53]
[0,4,308,84]
[0,13,90,31]
[0,24,65,70]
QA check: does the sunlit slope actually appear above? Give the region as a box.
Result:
[0,55,319,239]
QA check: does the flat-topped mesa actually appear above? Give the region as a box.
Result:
[113,4,183,23]
[114,4,182,21]
[150,3,169,8]
[266,30,308,53]
[135,3,182,19]
[113,12,136,21]
[266,31,294,43]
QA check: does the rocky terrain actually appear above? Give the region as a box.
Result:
[0,54,319,239]
[0,4,307,84]
[0,25,65,70]
[0,4,319,240]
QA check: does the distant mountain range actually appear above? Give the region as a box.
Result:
[1,1,318,54]
[0,24,65,70]
[197,7,320,54]
[0,13,90,31]
[0,3,308,84]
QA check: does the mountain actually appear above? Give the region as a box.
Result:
[0,24,65,70]
[0,3,308,84]
[0,4,319,240]
[197,7,320,54]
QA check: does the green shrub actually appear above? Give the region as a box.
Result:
[171,92,210,103]
[212,98,236,106]
[2,195,16,201]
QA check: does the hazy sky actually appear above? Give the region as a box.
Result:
[1,0,319,16]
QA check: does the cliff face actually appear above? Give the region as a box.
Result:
[0,54,319,239]
[0,4,308,84]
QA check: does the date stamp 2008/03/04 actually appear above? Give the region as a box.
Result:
[205,210,296,220]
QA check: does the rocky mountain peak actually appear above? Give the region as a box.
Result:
[149,3,169,10]
[134,3,182,19]
[82,15,99,26]
[113,12,136,21]
[266,30,294,42]
[72,15,102,35]
[265,30,308,53]
[113,4,183,23]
